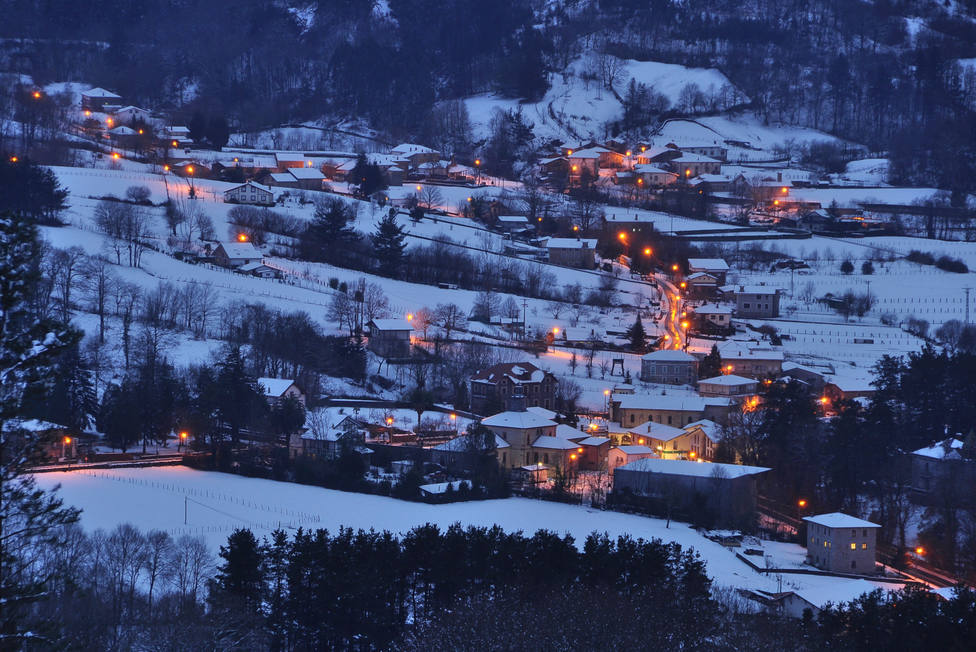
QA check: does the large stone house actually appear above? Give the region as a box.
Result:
[469,361,557,415]
[545,238,598,269]
[803,513,880,574]
[289,416,372,461]
[212,241,262,268]
[481,402,558,470]
[731,285,781,318]
[687,258,729,284]
[697,375,759,398]
[640,349,698,385]
[909,437,976,503]
[611,392,730,428]
[223,181,274,206]
[81,87,122,112]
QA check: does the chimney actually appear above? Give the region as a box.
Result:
[507,387,527,412]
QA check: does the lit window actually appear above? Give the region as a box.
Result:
[824,541,828,548]
[850,543,856,550]
[861,543,867,550]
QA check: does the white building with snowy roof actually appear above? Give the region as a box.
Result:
[909,437,975,502]
[803,513,880,574]
[212,241,261,268]
[257,377,305,406]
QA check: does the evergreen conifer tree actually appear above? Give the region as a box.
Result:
[627,314,647,352]
[372,211,407,276]
[699,344,723,378]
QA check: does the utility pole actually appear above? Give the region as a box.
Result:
[965,287,971,325]
[521,298,528,341]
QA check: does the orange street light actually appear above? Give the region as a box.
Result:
[640,146,646,152]
[689,451,696,459]
[32,90,41,99]
[570,453,577,460]
[567,149,573,155]
[671,264,679,271]
[84,110,91,117]
[781,187,788,194]
[180,431,188,440]
[798,499,807,508]
[406,313,414,322]
[106,117,113,126]
[819,396,829,405]
[171,140,178,147]
[415,184,422,191]
[915,546,925,555]
[773,199,780,206]
[552,326,560,335]
[466,196,472,202]
[9,156,17,163]
[386,417,394,426]
[474,158,481,166]
[450,413,457,420]
[187,165,194,175]
[571,164,578,172]
[685,168,691,177]
[589,423,598,430]
[637,177,644,185]
[626,150,632,156]
[237,233,248,243]
[603,389,610,396]
[112,152,120,160]
[618,232,627,241]
[681,321,690,329]
[577,448,584,454]
[638,438,645,445]
[63,436,71,444]
[680,282,687,289]
[573,225,579,232]
[163,164,170,172]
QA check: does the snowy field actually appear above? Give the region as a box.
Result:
[34,467,901,603]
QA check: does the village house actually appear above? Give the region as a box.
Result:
[480,397,559,470]
[257,377,305,406]
[81,87,122,112]
[576,435,611,470]
[626,419,719,460]
[469,361,557,415]
[495,215,530,233]
[687,258,729,284]
[909,437,976,503]
[697,374,759,398]
[681,145,728,161]
[237,261,280,279]
[391,143,441,169]
[275,152,307,170]
[608,444,656,472]
[634,146,682,166]
[112,105,153,126]
[366,319,413,359]
[285,166,326,190]
[640,349,698,385]
[686,272,721,298]
[692,303,732,330]
[567,147,607,180]
[545,238,598,269]
[613,458,770,529]
[289,416,371,461]
[417,160,451,178]
[730,285,781,318]
[670,153,722,178]
[603,212,656,236]
[107,125,140,149]
[718,344,784,378]
[683,419,722,461]
[212,241,262,268]
[1,418,78,463]
[611,392,729,428]
[633,164,678,187]
[223,181,275,206]
[803,513,880,574]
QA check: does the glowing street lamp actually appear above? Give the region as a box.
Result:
[179,431,188,451]
[111,152,120,160]
[671,264,679,272]
[643,247,652,256]
[415,184,422,192]
[798,499,807,508]
[915,546,925,556]
[9,156,17,163]
[450,412,457,433]
[237,233,249,243]
[406,313,414,322]
[32,90,41,99]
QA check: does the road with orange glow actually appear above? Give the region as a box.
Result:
[654,273,686,350]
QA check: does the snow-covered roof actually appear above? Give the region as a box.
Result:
[912,438,964,460]
[532,436,581,450]
[482,410,556,430]
[794,579,878,610]
[270,173,294,182]
[694,174,731,183]
[803,513,880,529]
[434,433,509,451]
[238,262,272,273]
[568,146,610,158]
[113,105,149,114]
[630,421,685,441]
[497,215,529,223]
[215,241,261,259]
[391,143,437,154]
[288,167,325,180]
[420,480,471,495]
[684,419,722,443]
[526,406,558,420]
[554,424,587,440]
[725,285,781,295]
[368,319,413,331]
[545,238,598,250]
[699,374,757,386]
[471,362,549,385]
[108,126,137,135]
[257,377,296,397]
[2,418,69,433]
[641,349,696,362]
[614,394,707,412]
[578,436,610,447]
[275,151,305,162]
[688,258,729,271]
[82,87,121,98]
[692,302,731,314]
[634,164,673,174]
[617,458,770,478]
[165,125,190,135]
[673,153,720,163]
[616,445,655,455]
[225,181,272,194]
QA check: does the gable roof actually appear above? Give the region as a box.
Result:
[545,237,598,250]
[471,362,550,385]
[617,458,770,478]
[257,377,297,397]
[630,421,685,441]
[911,438,964,460]
[225,181,273,195]
[684,419,722,443]
[641,349,696,362]
[803,512,880,529]
[699,374,757,386]
[288,167,325,180]
[614,393,708,412]
[82,87,121,98]
[481,410,556,429]
[367,318,413,331]
[532,436,581,450]
[616,445,655,455]
[215,241,261,259]
[687,258,729,271]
